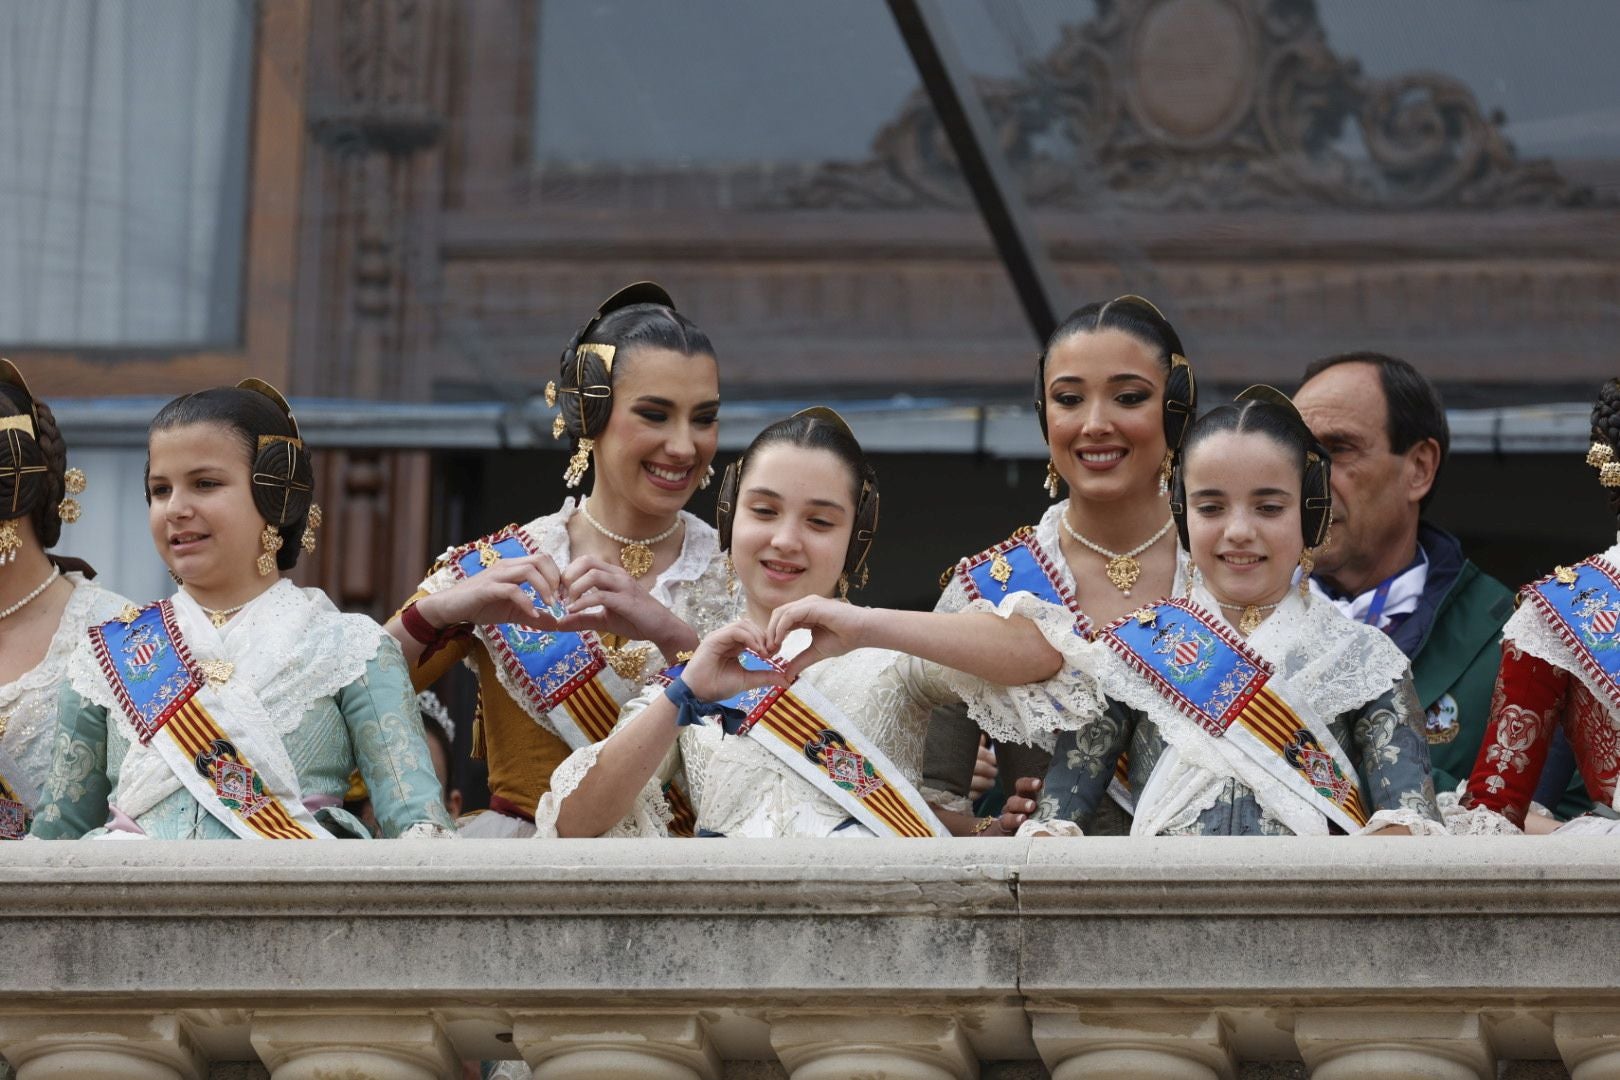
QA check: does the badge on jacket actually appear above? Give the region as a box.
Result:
[1424,694,1460,744]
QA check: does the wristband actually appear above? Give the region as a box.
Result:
[662,676,748,734]
[401,600,465,665]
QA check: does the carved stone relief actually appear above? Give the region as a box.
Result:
[777,0,1606,212]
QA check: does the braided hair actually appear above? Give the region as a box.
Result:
[148,386,315,572]
[1593,378,1620,517]
[0,378,67,549]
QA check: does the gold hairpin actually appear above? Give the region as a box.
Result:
[0,415,34,437]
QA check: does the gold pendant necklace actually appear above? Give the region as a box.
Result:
[1218,600,1281,635]
[1059,515,1174,597]
[578,500,682,578]
[199,600,248,629]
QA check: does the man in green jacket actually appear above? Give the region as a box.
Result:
[1296,353,1588,816]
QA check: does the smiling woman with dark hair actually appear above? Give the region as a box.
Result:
[1024,387,1444,838]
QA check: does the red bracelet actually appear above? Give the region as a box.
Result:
[401,600,464,664]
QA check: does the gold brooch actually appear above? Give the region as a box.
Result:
[476,539,502,568]
[1555,565,1579,586]
[116,604,142,624]
[198,659,235,685]
[989,550,1013,590]
[1133,607,1158,626]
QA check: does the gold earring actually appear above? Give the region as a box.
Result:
[1044,461,1061,499]
[724,552,739,595]
[301,503,323,554]
[1158,450,1174,497]
[699,464,715,490]
[563,438,594,489]
[168,567,183,586]
[838,573,851,600]
[58,466,87,524]
[0,520,19,565]
[1588,441,1614,468]
[257,523,284,576]
[1298,548,1315,598]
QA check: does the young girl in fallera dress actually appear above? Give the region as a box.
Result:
[1020,388,1444,837]
[31,382,452,840]
[540,409,1078,840]
[0,360,131,840]
[388,283,739,837]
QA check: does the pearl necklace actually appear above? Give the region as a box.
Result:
[579,500,682,578]
[1060,515,1174,597]
[0,566,60,622]
[198,600,250,629]
[1216,598,1282,636]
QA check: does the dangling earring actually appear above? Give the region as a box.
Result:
[563,438,594,489]
[168,567,183,587]
[257,523,284,576]
[724,553,738,595]
[837,573,851,600]
[0,520,18,565]
[699,464,715,490]
[1182,563,1198,600]
[1044,461,1061,499]
[1158,450,1174,497]
[301,504,323,554]
[57,466,87,524]
[1297,548,1315,599]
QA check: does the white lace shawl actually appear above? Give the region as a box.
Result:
[534,647,956,839]
[1500,539,1620,724]
[936,500,1190,750]
[417,500,737,720]
[0,576,130,804]
[1074,583,1427,836]
[65,580,387,819]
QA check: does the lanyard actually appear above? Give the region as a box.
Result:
[1362,577,1396,628]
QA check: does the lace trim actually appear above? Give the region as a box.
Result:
[1439,787,1524,835]
[935,582,1103,751]
[398,821,458,839]
[1360,807,1451,836]
[531,739,673,839]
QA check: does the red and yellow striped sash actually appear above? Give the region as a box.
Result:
[560,676,620,745]
[1236,687,1367,827]
[164,697,317,840]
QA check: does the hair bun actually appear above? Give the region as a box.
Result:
[249,437,315,529]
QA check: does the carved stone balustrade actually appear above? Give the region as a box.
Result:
[0,838,1616,1078]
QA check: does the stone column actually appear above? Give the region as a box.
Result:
[1032,1012,1236,1080]
[1295,1011,1492,1080]
[1555,1012,1620,1080]
[0,1013,204,1080]
[769,1013,976,1080]
[250,1012,458,1080]
[511,1014,720,1080]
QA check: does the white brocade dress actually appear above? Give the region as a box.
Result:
[534,646,1006,838]
[0,574,130,817]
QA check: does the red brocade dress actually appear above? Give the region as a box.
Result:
[1464,544,1620,832]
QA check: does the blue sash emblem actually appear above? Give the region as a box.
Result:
[1530,561,1620,693]
[961,532,1087,635]
[449,530,602,713]
[91,604,199,743]
[1102,601,1267,736]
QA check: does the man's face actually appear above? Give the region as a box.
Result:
[1294,362,1427,592]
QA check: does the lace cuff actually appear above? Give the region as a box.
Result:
[1357,808,1450,837]
[1017,818,1084,838]
[920,785,972,815]
[397,821,458,839]
[531,741,673,839]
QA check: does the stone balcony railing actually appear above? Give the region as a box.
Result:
[3,837,1619,1079]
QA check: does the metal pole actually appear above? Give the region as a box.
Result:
[887,0,1067,343]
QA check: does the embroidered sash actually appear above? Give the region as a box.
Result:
[0,753,30,840]
[1524,557,1620,712]
[664,654,946,838]
[957,527,1091,637]
[1099,600,1369,832]
[445,527,622,750]
[89,603,331,840]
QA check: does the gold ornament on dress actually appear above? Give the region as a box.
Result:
[301,503,323,554]
[1555,565,1579,586]
[257,523,283,577]
[563,438,594,489]
[117,603,142,623]
[600,633,651,680]
[476,538,502,567]
[989,549,1013,590]
[198,659,235,685]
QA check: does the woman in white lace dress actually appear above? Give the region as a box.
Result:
[929,295,1196,828]
[0,360,131,840]
[386,282,740,837]
[1028,388,1444,837]
[540,408,1071,840]
[31,381,454,840]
